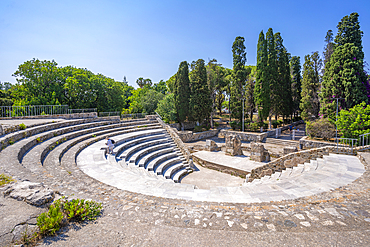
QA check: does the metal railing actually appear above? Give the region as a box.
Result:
[68,108,97,114]
[155,111,162,120]
[358,133,370,151]
[0,105,69,118]
[335,137,358,154]
[120,113,147,120]
[99,111,120,117]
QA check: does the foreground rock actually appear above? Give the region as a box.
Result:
[2,181,54,206]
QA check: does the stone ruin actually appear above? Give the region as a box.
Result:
[204,139,220,152]
[225,134,242,156]
[250,142,270,162]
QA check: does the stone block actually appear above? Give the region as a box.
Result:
[250,142,270,162]
[204,139,220,152]
[225,134,242,156]
[283,156,306,168]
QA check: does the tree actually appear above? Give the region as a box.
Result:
[274,32,292,119]
[207,59,227,127]
[140,89,164,114]
[290,56,302,117]
[190,59,212,125]
[156,93,177,123]
[254,31,270,122]
[12,58,64,105]
[320,12,368,118]
[153,80,167,94]
[245,66,256,122]
[323,30,334,69]
[300,52,322,120]
[136,77,152,88]
[174,61,190,130]
[230,36,248,124]
[266,28,278,126]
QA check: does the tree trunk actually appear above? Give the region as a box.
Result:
[269,115,272,130]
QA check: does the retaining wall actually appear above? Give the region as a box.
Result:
[299,136,338,149]
[177,129,219,143]
[0,112,98,120]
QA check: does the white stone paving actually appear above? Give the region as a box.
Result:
[77,136,365,203]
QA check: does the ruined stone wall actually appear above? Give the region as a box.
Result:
[177,129,219,143]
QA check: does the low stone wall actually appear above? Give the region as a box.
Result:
[299,136,337,149]
[156,117,194,168]
[169,122,195,130]
[219,129,268,142]
[177,129,219,142]
[192,155,248,178]
[247,145,366,182]
[0,112,98,120]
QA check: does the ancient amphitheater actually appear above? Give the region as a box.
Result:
[1,114,370,246]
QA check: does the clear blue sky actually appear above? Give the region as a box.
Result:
[1,0,369,88]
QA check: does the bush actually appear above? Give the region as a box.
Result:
[37,200,64,236]
[306,118,336,140]
[193,126,203,132]
[19,123,26,130]
[337,102,370,139]
[230,121,240,130]
[249,122,259,132]
[272,120,279,129]
[63,198,102,221]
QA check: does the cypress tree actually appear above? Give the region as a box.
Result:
[190,59,212,125]
[266,28,278,126]
[231,36,248,124]
[320,12,368,118]
[300,52,322,120]
[174,61,190,130]
[254,31,270,121]
[290,56,302,117]
[274,32,292,119]
[323,30,334,69]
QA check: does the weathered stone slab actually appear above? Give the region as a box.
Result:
[225,135,242,156]
[204,140,220,152]
[3,181,55,206]
[250,142,270,162]
[283,146,298,155]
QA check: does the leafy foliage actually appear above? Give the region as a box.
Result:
[337,102,370,139]
[306,118,336,140]
[290,56,302,117]
[156,93,177,123]
[19,123,26,130]
[63,198,102,221]
[37,200,64,236]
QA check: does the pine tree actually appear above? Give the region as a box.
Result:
[230,36,248,124]
[254,31,270,121]
[300,52,322,120]
[174,61,190,130]
[189,59,212,125]
[320,12,368,118]
[290,56,302,117]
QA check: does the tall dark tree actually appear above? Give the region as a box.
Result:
[323,30,334,68]
[190,59,212,124]
[300,52,322,120]
[230,36,248,124]
[274,32,292,119]
[266,28,278,127]
[254,31,270,122]
[174,61,190,130]
[245,66,256,123]
[320,12,368,118]
[290,56,302,117]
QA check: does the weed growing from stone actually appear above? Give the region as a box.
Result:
[36,197,102,237]
[0,173,14,186]
[8,139,14,145]
[36,137,41,143]
[19,123,26,130]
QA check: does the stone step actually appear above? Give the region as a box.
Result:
[164,163,187,179]
[155,157,182,175]
[120,139,172,162]
[146,152,180,171]
[137,147,177,168]
[128,143,176,165]
[265,137,300,147]
[172,167,191,183]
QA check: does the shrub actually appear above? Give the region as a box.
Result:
[230,121,241,130]
[0,173,14,186]
[37,200,64,236]
[249,122,259,132]
[63,198,102,221]
[337,102,370,139]
[306,118,336,140]
[272,120,279,129]
[19,123,26,130]
[193,126,203,132]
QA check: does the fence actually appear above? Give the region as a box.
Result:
[0,105,69,118]
[68,108,97,114]
[335,137,358,154]
[98,111,120,117]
